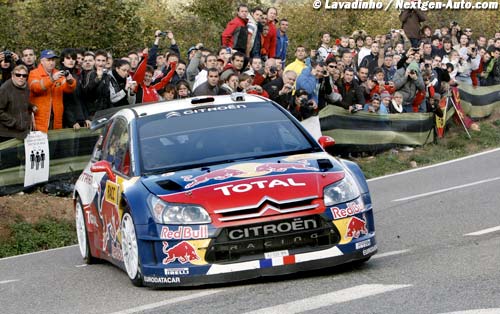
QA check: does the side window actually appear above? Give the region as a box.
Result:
[101,118,130,175]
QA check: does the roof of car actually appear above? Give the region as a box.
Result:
[131,94,269,118]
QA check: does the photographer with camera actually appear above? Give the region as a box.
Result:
[289,89,318,122]
[392,61,425,112]
[399,5,427,48]
[1,50,21,86]
[296,60,328,110]
[57,48,89,130]
[28,50,77,133]
[263,69,297,108]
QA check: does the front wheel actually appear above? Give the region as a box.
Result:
[75,197,98,264]
[121,212,143,287]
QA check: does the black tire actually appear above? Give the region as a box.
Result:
[75,196,98,264]
[120,211,143,287]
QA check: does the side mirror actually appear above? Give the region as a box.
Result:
[318,136,335,149]
[90,160,116,181]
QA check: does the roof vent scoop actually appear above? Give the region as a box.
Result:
[317,159,333,171]
[230,92,245,102]
[156,179,183,191]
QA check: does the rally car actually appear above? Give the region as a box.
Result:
[73,93,377,287]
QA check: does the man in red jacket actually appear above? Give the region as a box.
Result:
[221,4,249,54]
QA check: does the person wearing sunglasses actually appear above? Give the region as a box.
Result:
[0,64,34,142]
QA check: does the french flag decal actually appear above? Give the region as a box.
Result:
[259,255,296,268]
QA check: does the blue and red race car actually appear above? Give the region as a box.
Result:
[74,94,376,287]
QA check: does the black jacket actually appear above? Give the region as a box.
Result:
[0,79,33,139]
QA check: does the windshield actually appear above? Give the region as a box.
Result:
[137,102,318,173]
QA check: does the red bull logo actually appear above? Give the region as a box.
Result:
[162,241,200,265]
[255,162,317,173]
[182,168,246,189]
[345,216,368,239]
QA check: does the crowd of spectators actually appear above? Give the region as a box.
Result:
[1,4,500,143]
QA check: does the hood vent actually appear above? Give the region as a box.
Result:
[317,159,333,171]
[156,179,183,191]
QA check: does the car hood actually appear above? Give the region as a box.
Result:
[141,153,345,226]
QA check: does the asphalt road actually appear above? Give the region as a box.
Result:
[1,148,500,314]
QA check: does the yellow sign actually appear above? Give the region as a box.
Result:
[105,181,119,205]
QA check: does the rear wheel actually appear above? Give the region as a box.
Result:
[75,197,98,264]
[121,212,143,287]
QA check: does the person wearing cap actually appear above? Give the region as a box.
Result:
[0,64,34,142]
[392,61,425,112]
[28,49,76,133]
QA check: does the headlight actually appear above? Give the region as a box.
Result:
[323,172,361,206]
[148,195,211,224]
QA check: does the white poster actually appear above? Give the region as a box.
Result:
[301,115,322,140]
[24,131,50,187]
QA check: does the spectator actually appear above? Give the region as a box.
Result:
[263,69,296,108]
[336,67,365,112]
[246,7,264,58]
[96,59,136,110]
[0,50,19,86]
[275,19,289,67]
[284,46,307,76]
[133,50,177,103]
[323,58,343,106]
[81,49,108,118]
[388,91,404,113]
[380,90,393,111]
[289,89,318,121]
[28,50,77,133]
[21,48,37,72]
[0,64,33,141]
[364,93,388,114]
[296,60,326,105]
[393,61,425,112]
[220,51,246,81]
[221,4,249,54]
[399,7,427,47]
[191,54,218,91]
[264,7,278,58]
[160,84,176,101]
[59,48,89,129]
[360,41,382,75]
[317,32,333,62]
[221,72,239,94]
[192,68,226,96]
[356,35,373,67]
[484,47,500,85]
[176,80,192,98]
[382,53,396,82]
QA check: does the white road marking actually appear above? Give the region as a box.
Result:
[0,279,19,285]
[243,284,412,314]
[75,264,88,268]
[108,290,224,314]
[368,147,500,182]
[392,177,500,202]
[438,309,500,314]
[0,245,78,261]
[464,226,500,236]
[372,249,410,259]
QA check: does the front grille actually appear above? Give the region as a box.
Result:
[214,195,319,223]
[205,215,340,263]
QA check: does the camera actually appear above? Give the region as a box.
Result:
[321,70,328,76]
[451,21,458,26]
[424,63,431,68]
[351,107,359,113]
[409,70,416,75]
[63,70,70,77]
[159,31,167,37]
[269,66,277,74]
[471,47,477,53]
[2,50,12,63]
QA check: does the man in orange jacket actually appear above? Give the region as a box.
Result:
[28,50,76,133]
